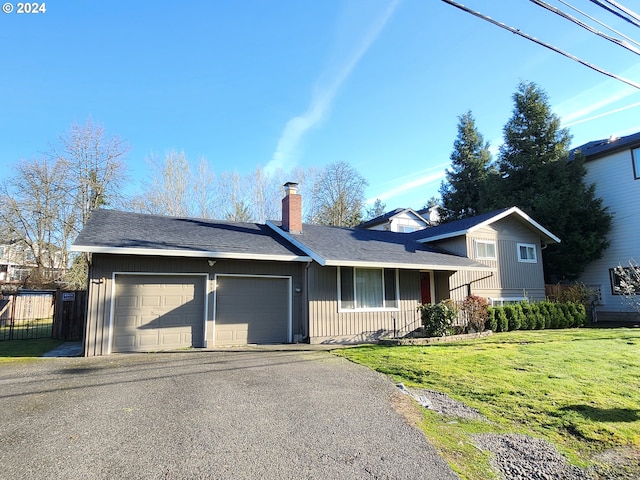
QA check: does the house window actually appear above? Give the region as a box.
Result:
[517,243,537,263]
[398,225,417,233]
[474,240,496,260]
[490,297,527,307]
[610,267,640,295]
[338,267,399,311]
[633,148,640,180]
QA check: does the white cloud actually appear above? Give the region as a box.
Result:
[366,164,448,204]
[265,0,400,174]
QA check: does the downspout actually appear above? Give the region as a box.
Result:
[303,260,311,342]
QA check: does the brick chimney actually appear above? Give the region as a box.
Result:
[282,182,302,234]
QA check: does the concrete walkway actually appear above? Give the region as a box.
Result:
[41,341,83,357]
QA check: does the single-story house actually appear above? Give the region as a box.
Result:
[72,183,559,355]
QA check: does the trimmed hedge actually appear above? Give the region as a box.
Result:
[486,301,586,332]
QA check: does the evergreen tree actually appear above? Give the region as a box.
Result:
[439,111,493,222]
[491,81,611,280]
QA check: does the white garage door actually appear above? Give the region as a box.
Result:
[214,275,290,346]
[112,275,206,353]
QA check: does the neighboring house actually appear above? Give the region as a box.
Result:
[71,183,558,356]
[0,240,36,284]
[359,208,431,233]
[0,240,65,286]
[571,132,640,321]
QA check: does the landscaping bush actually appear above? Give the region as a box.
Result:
[496,308,509,332]
[503,305,522,331]
[460,295,489,332]
[488,301,587,332]
[486,308,497,332]
[417,299,458,337]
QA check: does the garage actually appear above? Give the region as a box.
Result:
[214,275,291,346]
[111,275,206,353]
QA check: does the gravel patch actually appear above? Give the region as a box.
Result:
[399,385,601,479]
[473,434,590,480]
[397,384,485,421]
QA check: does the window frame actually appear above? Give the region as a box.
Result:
[632,147,640,180]
[474,240,497,260]
[337,266,400,312]
[517,242,537,263]
[490,297,527,307]
[610,267,639,296]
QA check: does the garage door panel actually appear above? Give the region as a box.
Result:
[215,276,289,346]
[112,275,205,353]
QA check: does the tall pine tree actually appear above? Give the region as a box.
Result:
[439,111,493,222]
[489,81,611,280]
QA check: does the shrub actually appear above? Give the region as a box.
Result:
[460,295,489,333]
[503,305,523,331]
[417,299,458,337]
[486,308,498,331]
[496,308,509,332]
[519,302,534,330]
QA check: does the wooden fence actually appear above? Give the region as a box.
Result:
[0,290,55,340]
[0,290,86,341]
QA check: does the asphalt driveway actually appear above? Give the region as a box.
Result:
[0,350,457,479]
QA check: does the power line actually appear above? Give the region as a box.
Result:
[557,0,640,48]
[440,0,640,90]
[589,0,640,28]
[530,0,640,56]
[602,0,640,24]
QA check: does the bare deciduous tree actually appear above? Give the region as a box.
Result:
[56,119,129,229]
[309,161,368,227]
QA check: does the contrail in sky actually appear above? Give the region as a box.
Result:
[366,164,449,204]
[266,0,400,173]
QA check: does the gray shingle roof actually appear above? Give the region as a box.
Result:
[267,222,492,271]
[72,209,309,261]
[570,131,640,161]
[412,208,512,241]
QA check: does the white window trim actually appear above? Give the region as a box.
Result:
[490,297,527,307]
[517,242,537,263]
[337,266,400,312]
[474,239,497,260]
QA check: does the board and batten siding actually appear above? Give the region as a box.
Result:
[84,254,304,356]
[579,148,640,318]
[307,264,422,343]
[444,217,547,303]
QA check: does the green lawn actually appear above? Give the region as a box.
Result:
[335,328,640,478]
[0,338,64,362]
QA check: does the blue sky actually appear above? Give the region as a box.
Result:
[2,0,640,210]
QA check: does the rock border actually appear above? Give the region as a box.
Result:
[379,330,493,346]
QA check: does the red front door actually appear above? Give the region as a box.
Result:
[420,272,432,304]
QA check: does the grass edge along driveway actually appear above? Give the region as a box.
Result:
[335,328,640,479]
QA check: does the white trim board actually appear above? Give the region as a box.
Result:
[72,245,311,263]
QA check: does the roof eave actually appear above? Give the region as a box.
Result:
[323,259,495,271]
[70,245,312,262]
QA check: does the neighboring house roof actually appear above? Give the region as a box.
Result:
[266,221,493,271]
[414,207,561,245]
[570,131,640,161]
[71,209,311,262]
[358,208,429,229]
